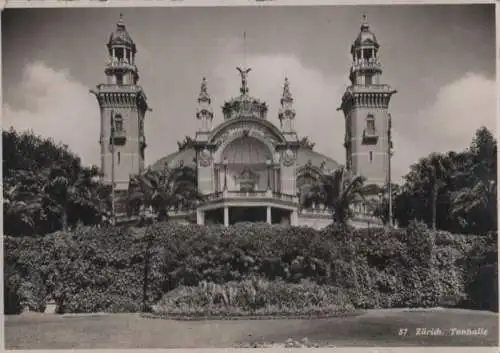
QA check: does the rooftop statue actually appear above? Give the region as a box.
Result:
[237,67,252,95]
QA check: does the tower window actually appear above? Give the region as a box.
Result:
[365,75,373,85]
[369,151,373,162]
[366,114,376,134]
[114,114,124,132]
[116,47,124,60]
[116,74,123,85]
[117,152,121,164]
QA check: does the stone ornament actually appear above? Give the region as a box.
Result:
[198,148,212,167]
[282,149,296,167]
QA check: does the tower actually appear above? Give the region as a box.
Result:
[338,14,396,191]
[91,14,149,196]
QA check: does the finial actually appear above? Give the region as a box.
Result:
[117,13,125,29]
[237,67,251,95]
[243,31,247,69]
[198,76,211,103]
[361,13,369,30]
[281,77,293,103]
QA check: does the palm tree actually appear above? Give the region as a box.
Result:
[302,167,365,225]
[126,164,204,222]
[423,153,449,230]
[126,164,204,312]
[3,170,45,236]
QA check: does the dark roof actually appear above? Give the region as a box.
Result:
[296,147,341,172]
[150,147,196,171]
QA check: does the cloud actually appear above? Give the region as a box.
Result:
[3,62,99,166]
[391,72,496,181]
[4,61,495,186]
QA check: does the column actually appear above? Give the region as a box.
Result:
[224,206,229,227]
[266,206,272,224]
[290,210,298,226]
[196,209,204,225]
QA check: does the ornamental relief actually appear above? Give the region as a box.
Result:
[198,148,212,167]
[211,121,281,148]
[282,148,296,167]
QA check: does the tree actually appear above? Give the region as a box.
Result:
[302,167,365,225]
[394,126,497,234]
[126,164,204,222]
[450,127,497,233]
[126,164,204,312]
[373,183,401,226]
[424,153,450,230]
[3,129,112,236]
[3,170,46,236]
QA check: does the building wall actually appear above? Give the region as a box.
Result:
[100,105,144,191]
[297,215,332,230]
[349,105,389,188]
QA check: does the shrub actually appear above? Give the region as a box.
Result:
[4,221,497,313]
[152,277,355,317]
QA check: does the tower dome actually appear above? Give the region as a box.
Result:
[350,14,379,55]
[107,14,137,54]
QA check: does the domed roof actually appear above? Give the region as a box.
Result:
[351,15,380,53]
[296,147,341,173]
[354,25,379,47]
[149,146,196,172]
[107,14,136,52]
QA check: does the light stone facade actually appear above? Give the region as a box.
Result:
[95,15,394,229]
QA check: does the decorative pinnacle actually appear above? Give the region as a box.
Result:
[281,77,293,104]
[237,67,251,95]
[198,77,211,103]
[117,13,125,29]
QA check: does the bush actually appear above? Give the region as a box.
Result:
[4,221,497,313]
[152,277,355,317]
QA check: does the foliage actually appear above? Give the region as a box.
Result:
[5,222,497,314]
[153,277,354,317]
[127,165,203,221]
[3,129,111,236]
[395,127,497,234]
[372,183,400,225]
[302,167,366,224]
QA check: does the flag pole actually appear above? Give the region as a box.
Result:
[110,110,116,226]
[388,113,393,227]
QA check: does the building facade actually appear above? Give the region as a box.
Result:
[93,15,395,229]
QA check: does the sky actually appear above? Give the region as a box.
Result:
[2,4,496,182]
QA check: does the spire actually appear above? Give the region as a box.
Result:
[196,76,213,130]
[281,77,293,105]
[278,77,296,132]
[198,77,211,104]
[361,12,369,31]
[117,13,126,30]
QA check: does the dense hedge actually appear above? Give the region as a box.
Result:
[4,221,497,314]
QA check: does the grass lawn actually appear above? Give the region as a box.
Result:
[4,308,498,349]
